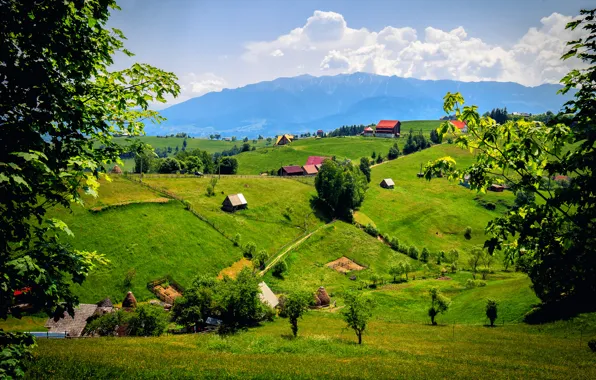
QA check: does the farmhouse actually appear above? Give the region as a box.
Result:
[380,178,395,189]
[450,120,468,133]
[305,156,329,166]
[275,134,293,146]
[363,126,374,137]
[258,282,279,308]
[302,165,318,176]
[45,304,101,337]
[375,120,401,138]
[316,129,324,137]
[278,165,304,176]
[222,193,248,212]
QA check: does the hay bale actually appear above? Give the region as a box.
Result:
[122,291,137,309]
[111,165,123,174]
[313,294,321,307]
[316,287,330,306]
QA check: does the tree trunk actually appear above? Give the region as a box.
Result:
[431,315,436,325]
[357,332,362,344]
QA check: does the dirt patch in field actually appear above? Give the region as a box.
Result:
[218,257,252,279]
[152,284,183,304]
[436,276,452,281]
[326,257,365,273]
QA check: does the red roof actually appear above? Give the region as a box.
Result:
[376,120,400,131]
[14,287,32,296]
[305,156,329,166]
[317,130,324,133]
[282,165,303,174]
[450,120,467,130]
[553,175,570,181]
[363,127,373,132]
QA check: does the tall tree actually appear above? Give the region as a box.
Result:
[315,159,368,220]
[283,291,311,337]
[425,9,596,307]
[0,1,179,375]
[342,291,376,344]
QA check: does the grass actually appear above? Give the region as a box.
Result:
[142,176,324,257]
[113,136,270,154]
[359,143,515,264]
[48,200,243,304]
[25,312,596,379]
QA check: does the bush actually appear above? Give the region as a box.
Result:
[364,223,379,237]
[244,241,257,259]
[486,299,498,326]
[85,310,129,336]
[389,237,400,251]
[450,262,458,273]
[420,248,430,262]
[233,233,241,247]
[408,246,419,260]
[588,339,596,352]
[464,226,472,239]
[272,260,288,278]
[158,157,182,173]
[206,185,215,197]
[123,268,136,288]
[480,268,489,280]
[127,305,168,337]
[253,250,269,270]
[466,279,487,288]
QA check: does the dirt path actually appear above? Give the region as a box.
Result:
[259,221,335,277]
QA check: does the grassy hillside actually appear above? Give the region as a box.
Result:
[142,176,323,256]
[113,135,270,154]
[26,313,596,379]
[47,179,244,303]
[359,143,515,262]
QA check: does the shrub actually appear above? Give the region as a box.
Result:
[480,268,490,280]
[428,287,451,325]
[272,260,288,278]
[364,223,379,237]
[420,248,430,263]
[389,237,400,251]
[466,279,487,288]
[158,157,182,173]
[85,310,129,336]
[375,155,383,164]
[206,185,215,197]
[408,246,419,260]
[448,249,459,264]
[233,233,241,247]
[253,250,269,270]
[369,273,381,288]
[588,339,596,352]
[450,262,458,273]
[244,241,257,259]
[486,299,498,327]
[464,226,472,239]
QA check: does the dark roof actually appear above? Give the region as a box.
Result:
[306,156,329,166]
[97,298,113,308]
[376,120,400,131]
[282,165,303,174]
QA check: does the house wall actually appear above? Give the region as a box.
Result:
[375,132,396,138]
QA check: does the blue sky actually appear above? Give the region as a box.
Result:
[109,0,591,107]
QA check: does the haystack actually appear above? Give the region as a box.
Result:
[122,291,137,309]
[97,297,113,308]
[316,287,330,306]
[111,165,123,174]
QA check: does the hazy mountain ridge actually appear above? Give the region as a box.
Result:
[149,73,573,137]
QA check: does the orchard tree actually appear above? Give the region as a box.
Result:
[388,264,402,282]
[486,299,498,327]
[0,1,179,376]
[342,291,376,344]
[468,248,485,279]
[284,291,311,337]
[424,9,596,306]
[428,287,451,325]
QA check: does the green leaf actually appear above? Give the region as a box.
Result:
[12,175,31,190]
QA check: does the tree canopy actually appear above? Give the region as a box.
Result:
[315,159,368,220]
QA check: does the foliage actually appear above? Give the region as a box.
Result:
[403,129,432,154]
[424,9,596,306]
[375,155,384,164]
[589,339,596,352]
[0,332,35,378]
[171,275,215,329]
[283,291,311,337]
[127,305,169,337]
[342,291,376,344]
[215,267,266,331]
[464,226,472,240]
[217,157,239,174]
[420,248,430,263]
[84,310,130,337]
[428,287,451,325]
[408,246,419,260]
[359,157,371,183]
[244,242,257,259]
[466,279,487,288]
[0,0,179,374]
[272,260,288,278]
[400,261,412,280]
[158,157,182,173]
[134,152,155,173]
[233,233,242,247]
[513,191,536,209]
[363,224,379,237]
[315,159,368,220]
[486,299,498,327]
[253,250,269,270]
[468,248,485,279]
[327,124,370,137]
[430,128,442,144]
[387,143,401,160]
[388,265,402,282]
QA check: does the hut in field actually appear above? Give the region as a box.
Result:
[488,184,505,192]
[275,134,294,146]
[111,165,123,174]
[362,126,374,137]
[380,178,395,189]
[302,165,318,176]
[222,193,248,212]
[122,291,137,310]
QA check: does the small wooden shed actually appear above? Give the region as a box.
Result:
[380,178,395,189]
[222,193,248,212]
[488,184,505,192]
[278,165,304,176]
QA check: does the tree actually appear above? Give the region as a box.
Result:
[408,246,419,260]
[375,154,384,164]
[428,287,451,325]
[182,138,188,151]
[231,136,237,142]
[468,248,485,279]
[420,248,430,263]
[284,291,310,337]
[158,157,182,173]
[244,241,257,259]
[314,159,368,220]
[215,267,265,331]
[359,157,371,183]
[0,1,179,375]
[342,292,375,344]
[388,264,402,282]
[464,226,472,239]
[218,157,238,174]
[424,9,596,307]
[400,261,412,280]
[272,260,288,278]
[127,305,169,337]
[430,128,442,144]
[243,137,249,143]
[253,250,269,270]
[171,275,215,329]
[486,299,498,327]
[371,151,376,159]
[388,143,400,160]
[134,151,155,173]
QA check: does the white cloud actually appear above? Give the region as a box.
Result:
[242,10,587,86]
[151,72,228,109]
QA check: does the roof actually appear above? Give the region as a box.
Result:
[363,127,374,132]
[317,129,324,133]
[225,193,247,207]
[258,282,279,308]
[376,120,400,131]
[305,156,329,166]
[45,304,98,337]
[281,165,303,174]
[450,120,467,130]
[553,175,570,181]
[275,134,293,145]
[302,165,318,175]
[122,291,137,308]
[97,298,113,308]
[381,178,395,186]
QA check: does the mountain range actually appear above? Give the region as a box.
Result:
[150,73,574,138]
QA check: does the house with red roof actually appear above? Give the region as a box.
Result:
[363,126,374,137]
[450,120,468,133]
[316,129,324,137]
[375,120,401,138]
[278,165,304,176]
[305,156,329,166]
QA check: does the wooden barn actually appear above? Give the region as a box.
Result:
[375,120,401,138]
[222,193,248,212]
[302,165,318,176]
[380,178,395,189]
[278,165,303,176]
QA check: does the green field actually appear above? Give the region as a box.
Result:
[25,312,596,379]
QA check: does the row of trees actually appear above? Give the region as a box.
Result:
[327,124,372,137]
[133,148,238,174]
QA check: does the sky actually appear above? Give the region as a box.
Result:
[109,0,592,108]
